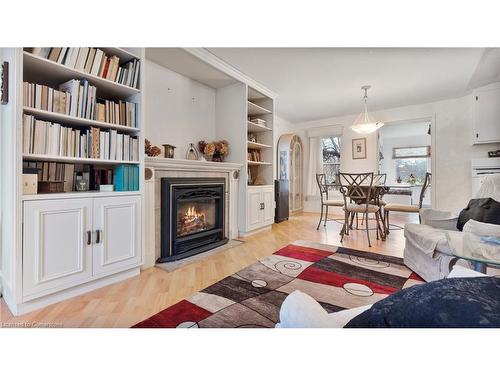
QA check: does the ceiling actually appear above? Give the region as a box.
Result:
[208,48,496,123]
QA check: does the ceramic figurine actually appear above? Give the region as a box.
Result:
[186,143,199,160]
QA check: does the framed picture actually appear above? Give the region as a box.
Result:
[352,138,367,159]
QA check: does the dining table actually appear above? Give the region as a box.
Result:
[328,183,388,240]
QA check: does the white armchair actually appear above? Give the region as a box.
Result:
[403,174,500,282]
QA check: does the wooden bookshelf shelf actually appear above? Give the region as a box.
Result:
[247,160,272,166]
[247,101,272,116]
[247,140,272,149]
[23,154,140,166]
[23,107,140,133]
[23,52,140,99]
[247,121,272,133]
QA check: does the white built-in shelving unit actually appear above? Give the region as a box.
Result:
[0,47,145,316]
[145,48,277,235]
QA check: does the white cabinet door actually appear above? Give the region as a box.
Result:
[23,199,93,299]
[92,196,141,277]
[262,186,275,224]
[247,189,263,231]
[474,88,500,143]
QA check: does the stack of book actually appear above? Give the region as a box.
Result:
[249,118,267,126]
[23,114,139,161]
[25,47,141,89]
[23,81,139,127]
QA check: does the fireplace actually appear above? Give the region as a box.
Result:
[158,177,228,262]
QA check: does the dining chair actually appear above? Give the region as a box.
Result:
[358,173,387,228]
[384,172,432,234]
[316,173,344,230]
[337,172,384,247]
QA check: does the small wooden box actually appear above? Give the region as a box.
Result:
[23,173,38,194]
[38,180,65,194]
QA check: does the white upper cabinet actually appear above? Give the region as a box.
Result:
[473,83,500,144]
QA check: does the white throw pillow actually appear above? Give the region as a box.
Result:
[278,290,337,328]
[447,265,488,278]
[463,219,500,237]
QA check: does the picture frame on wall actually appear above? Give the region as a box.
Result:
[352,138,367,159]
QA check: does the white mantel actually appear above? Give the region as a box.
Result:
[142,157,243,269]
[145,157,242,172]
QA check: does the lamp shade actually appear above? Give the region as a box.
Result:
[350,86,384,134]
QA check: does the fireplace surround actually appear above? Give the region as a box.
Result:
[158,177,228,262]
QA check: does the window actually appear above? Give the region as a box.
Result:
[321,136,341,184]
[393,146,430,184]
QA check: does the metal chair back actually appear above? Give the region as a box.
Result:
[337,172,374,207]
[418,172,432,208]
[316,173,329,203]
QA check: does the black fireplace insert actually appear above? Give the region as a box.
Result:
[158,177,228,263]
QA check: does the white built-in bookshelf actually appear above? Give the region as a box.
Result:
[21,47,144,197]
[0,47,145,316]
[246,87,274,186]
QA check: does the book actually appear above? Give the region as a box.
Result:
[63,48,78,68]
[91,49,104,76]
[84,48,96,74]
[59,79,80,117]
[48,48,62,62]
[63,163,74,192]
[57,48,68,64]
[75,47,89,71]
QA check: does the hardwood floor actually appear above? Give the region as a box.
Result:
[0,211,416,328]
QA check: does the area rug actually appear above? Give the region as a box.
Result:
[133,240,424,328]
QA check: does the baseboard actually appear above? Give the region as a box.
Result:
[4,267,140,317]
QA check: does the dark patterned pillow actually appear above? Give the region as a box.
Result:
[456,198,500,231]
[345,277,500,328]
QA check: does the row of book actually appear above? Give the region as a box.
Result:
[248,149,263,162]
[114,165,140,191]
[23,162,137,192]
[23,115,139,162]
[23,81,139,128]
[26,47,140,89]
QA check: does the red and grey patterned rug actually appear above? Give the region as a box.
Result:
[133,241,424,328]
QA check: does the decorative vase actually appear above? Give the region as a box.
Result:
[212,151,223,162]
[186,143,199,160]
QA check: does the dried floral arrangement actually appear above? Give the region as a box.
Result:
[198,140,229,162]
[144,139,161,157]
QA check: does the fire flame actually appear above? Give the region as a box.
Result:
[186,206,203,218]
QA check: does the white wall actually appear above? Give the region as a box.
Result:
[287,95,500,214]
[145,60,217,159]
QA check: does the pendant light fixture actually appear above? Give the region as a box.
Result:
[351,85,384,134]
